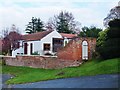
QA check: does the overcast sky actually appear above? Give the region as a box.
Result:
[0,0,119,34]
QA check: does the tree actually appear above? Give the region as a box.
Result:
[36,18,44,32]
[25,17,44,34]
[103,4,120,27]
[1,28,9,40]
[79,26,102,38]
[97,19,120,59]
[96,29,108,47]
[46,11,81,34]
[2,25,22,55]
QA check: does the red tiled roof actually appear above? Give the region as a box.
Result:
[60,33,77,39]
[22,30,53,41]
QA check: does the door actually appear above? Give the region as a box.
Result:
[82,41,88,60]
[24,43,27,54]
[30,43,33,55]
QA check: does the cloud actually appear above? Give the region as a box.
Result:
[0,0,119,34]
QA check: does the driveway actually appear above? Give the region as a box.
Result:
[1,74,13,88]
[1,74,119,88]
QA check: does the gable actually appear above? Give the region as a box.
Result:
[41,30,63,41]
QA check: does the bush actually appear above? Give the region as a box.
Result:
[32,51,39,55]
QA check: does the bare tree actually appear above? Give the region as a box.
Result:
[1,28,9,38]
[2,24,22,55]
[103,3,120,27]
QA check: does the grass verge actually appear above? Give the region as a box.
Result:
[1,58,120,84]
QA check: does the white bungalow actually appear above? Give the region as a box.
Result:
[12,30,77,57]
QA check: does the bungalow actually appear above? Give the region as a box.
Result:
[12,30,77,57]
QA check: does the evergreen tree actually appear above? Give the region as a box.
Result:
[25,17,44,34]
[97,19,120,59]
[35,18,44,32]
[79,26,102,38]
[56,11,73,33]
[46,11,81,34]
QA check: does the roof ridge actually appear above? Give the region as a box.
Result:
[22,30,53,41]
[22,30,53,36]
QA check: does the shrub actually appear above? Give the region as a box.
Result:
[32,51,39,55]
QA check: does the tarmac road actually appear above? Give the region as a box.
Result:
[1,74,119,88]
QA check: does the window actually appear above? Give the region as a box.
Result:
[44,44,50,51]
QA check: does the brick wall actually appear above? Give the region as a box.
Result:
[0,39,2,52]
[3,37,96,69]
[57,37,96,61]
[3,56,82,69]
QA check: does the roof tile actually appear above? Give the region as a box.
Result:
[22,30,53,41]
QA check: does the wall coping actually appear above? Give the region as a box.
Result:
[16,55,57,58]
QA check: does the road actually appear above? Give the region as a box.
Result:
[1,74,119,88]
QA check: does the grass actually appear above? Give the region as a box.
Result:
[1,58,120,84]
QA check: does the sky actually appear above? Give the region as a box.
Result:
[0,0,119,35]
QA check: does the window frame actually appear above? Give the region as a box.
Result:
[43,43,50,51]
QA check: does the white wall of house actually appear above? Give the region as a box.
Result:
[12,41,24,57]
[24,40,41,55]
[12,30,63,56]
[12,47,24,57]
[33,41,42,54]
[23,30,62,56]
[41,30,62,55]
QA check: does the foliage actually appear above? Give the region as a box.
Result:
[25,17,44,34]
[96,29,108,47]
[46,11,81,34]
[108,19,120,28]
[2,58,120,84]
[2,25,21,55]
[31,51,40,55]
[0,52,2,55]
[79,26,102,38]
[97,19,120,59]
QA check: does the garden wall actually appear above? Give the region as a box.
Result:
[57,37,96,61]
[3,37,96,69]
[3,55,82,69]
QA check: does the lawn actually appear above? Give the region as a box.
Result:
[1,58,120,84]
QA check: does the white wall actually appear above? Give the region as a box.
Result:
[12,41,24,57]
[41,30,62,55]
[24,40,41,55]
[12,30,63,56]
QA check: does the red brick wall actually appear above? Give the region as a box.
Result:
[3,56,82,69]
[57,37,96,61]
